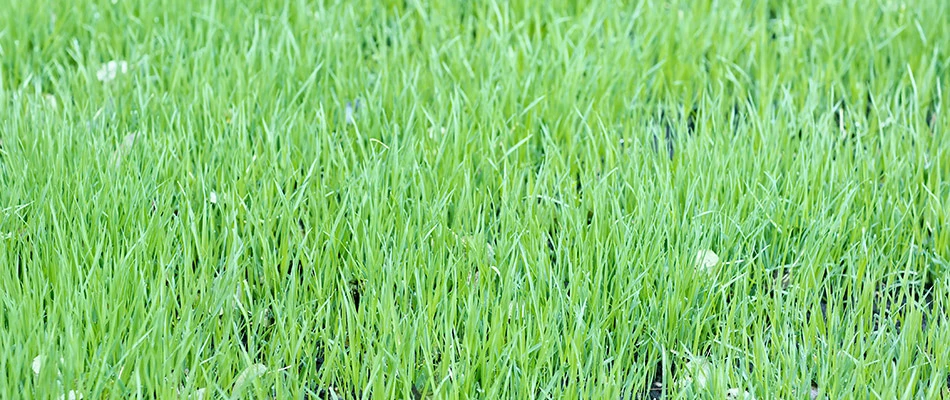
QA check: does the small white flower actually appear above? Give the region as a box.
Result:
[344,99,361,125]
[120,132,137,149]
[44,94,58,110]
[345,103,355,125]
[695,249,720,271]
[727,388,756,400]
[31,355,42,375]
[31,355,66,376]
[58,391,83,400]
[209,192,217,204]
[678,356,711,390]
[96,60,129,82]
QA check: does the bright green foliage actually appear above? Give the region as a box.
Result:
[0,0,948,398]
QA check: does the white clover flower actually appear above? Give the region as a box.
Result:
[695,249,720,272]
[679,356,711,389]
[96,60,128,82]
[31,355,42,376]
[58,391,83,400]
[44,94,58,110]
[727,388,756,400]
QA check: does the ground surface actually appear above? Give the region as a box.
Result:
[1,0,948,398]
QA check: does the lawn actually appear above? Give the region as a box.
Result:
[0,0,948,398]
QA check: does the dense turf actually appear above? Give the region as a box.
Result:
[1,0,948,398]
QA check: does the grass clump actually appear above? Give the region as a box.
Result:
[0,0,948,398]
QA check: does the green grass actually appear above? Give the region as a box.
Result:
[1,0,948,398]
